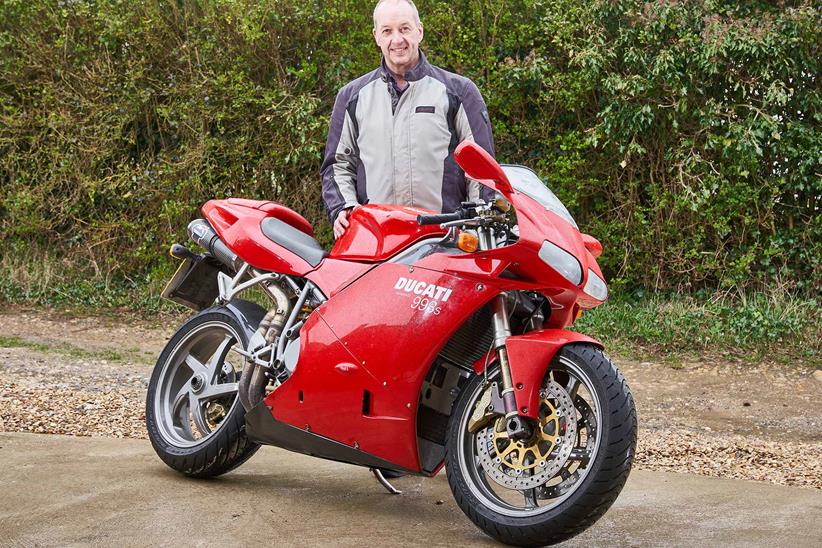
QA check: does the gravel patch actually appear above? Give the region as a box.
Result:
[636,429,822,489]
[0,381,146,439]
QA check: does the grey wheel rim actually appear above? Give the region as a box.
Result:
[153,320,243,448]
[457,356,603,517]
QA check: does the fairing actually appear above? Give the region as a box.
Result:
[264,262,499,471]
[329,204,447,261]
[202,199,319,276]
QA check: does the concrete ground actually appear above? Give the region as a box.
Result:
[1,433,820,547]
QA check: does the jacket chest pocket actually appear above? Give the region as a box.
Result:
[409,106,450,143]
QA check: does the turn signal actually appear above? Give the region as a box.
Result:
[169,244,199,262]
[457,232,479,253]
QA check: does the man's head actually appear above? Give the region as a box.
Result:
[373,0,424,77]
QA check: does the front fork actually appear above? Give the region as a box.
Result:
[479,228,530,437]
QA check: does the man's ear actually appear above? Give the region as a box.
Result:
[418,23,424,43]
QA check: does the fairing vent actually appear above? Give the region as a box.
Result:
[437,306,494,370]
[416,306,494,474]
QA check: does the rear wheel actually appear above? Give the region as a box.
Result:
[145,307,259,477]
[445,343,636,546]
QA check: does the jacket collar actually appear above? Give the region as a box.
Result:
[379,50,430,83]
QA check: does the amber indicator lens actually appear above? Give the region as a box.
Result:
[457,232,479,253]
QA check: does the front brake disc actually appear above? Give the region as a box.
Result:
[476,379,577,490]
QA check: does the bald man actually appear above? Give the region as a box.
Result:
[321,0,496,238]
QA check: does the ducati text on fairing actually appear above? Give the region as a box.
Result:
[393,276,454,302]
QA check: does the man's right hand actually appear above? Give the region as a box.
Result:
[333,207,354,239]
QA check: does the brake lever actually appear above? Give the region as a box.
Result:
[440,218,482,229]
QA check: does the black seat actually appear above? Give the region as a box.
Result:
[260,217,328,267]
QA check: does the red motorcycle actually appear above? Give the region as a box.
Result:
[146,141,636,546]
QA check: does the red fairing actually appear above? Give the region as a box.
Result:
[202,199,318,276]
[407,195,604,325]
[452,140,606,311]
[304,258,373,298]
[330,204,447,261]
[265,262,499,471]
[207,198,314,235]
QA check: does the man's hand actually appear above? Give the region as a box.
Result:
[333,207,354,239]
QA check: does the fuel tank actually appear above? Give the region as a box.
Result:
[330,204,447,262]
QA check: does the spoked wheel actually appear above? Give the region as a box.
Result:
[445,343,636,547]
[146,307,259,477]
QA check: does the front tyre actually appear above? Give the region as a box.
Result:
[445,343,636,547]
[146,307,259,478]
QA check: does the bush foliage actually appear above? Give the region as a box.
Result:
[1,0,819,293]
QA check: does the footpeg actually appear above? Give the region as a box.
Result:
[370,468,402,495]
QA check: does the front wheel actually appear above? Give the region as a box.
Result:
[145,306,259,478]
[445,343,636,547]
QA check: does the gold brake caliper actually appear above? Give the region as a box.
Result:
[468,383,496,433]
[490,395,562,472]
[205,402,228,426]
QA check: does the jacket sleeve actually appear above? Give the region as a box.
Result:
[321,87,360,223]
[454,79,497,203]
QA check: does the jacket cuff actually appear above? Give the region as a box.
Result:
[330,201,359,223]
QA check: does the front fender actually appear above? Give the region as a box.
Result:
[474,330,602,420]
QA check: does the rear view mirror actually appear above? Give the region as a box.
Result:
[582,233,603,258]
[454,141,512,194]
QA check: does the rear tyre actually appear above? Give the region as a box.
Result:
[445,343,636,547]
[146,307,259,478]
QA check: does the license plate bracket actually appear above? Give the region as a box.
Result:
[161,257,223,310]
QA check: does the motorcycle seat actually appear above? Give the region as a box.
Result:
[261,217,328,267]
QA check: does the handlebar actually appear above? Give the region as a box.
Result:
[417,212,463,226]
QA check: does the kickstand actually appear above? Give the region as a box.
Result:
[370,468,402,495]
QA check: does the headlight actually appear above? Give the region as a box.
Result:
[538,241,583,285]
[583,269,608,301]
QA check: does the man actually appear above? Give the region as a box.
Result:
[321,0,496,238]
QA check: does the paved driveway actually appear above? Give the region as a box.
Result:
[1,432,820,547]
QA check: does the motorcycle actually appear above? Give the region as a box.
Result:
[146,141,636,546]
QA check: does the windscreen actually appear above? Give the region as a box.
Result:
[501,165,578,228]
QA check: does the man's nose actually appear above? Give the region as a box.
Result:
[389,30,407,43]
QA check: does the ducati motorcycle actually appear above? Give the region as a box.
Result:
[146,141,636,546]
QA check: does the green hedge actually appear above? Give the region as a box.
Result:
[1,0,819,294]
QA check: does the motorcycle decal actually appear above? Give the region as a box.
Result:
[411,295,442,315]
[394,276,453,316]
[393,276,453,301]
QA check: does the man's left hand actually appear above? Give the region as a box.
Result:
[333,207,354,239]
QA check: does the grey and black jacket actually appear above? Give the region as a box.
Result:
[321,52,496,222]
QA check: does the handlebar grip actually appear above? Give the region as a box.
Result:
[417,212,462,226]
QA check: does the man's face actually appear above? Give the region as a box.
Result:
[373,1,424,75]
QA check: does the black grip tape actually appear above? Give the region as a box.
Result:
[417,212,462,226]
